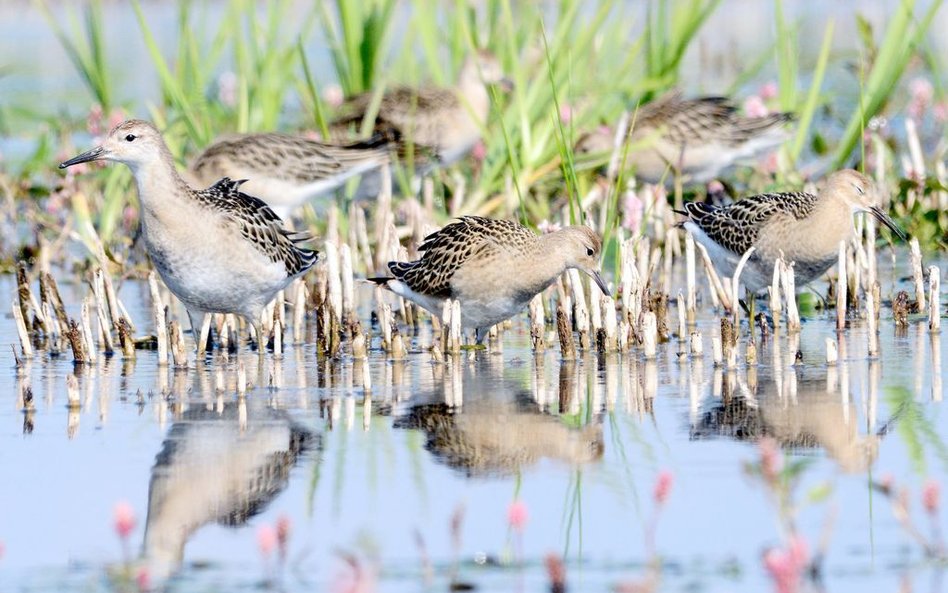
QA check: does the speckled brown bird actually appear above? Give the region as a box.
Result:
[188,132,392,219]
[677,169,906,292]
[576,92,793,184]
[60,120,317,345]
[370,216,608,341]
[331,50,512,168]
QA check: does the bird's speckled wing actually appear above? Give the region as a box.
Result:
[681,191,820,255]
[388,216,534,297]
[191,133,389,184]
[334,85,459,132]
[637,93,792,146]
[193,178,318,277]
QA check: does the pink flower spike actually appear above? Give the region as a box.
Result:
[87,104,104,135]
[923,480,940,515]
[758,437,782,481]
[323,84,344,108]
[653,470,674,506]
[276,515,291,557]
[759,81,778,101]
[762,535,808,593]
[537,220,562,234]
[507,500,529,533]
[136,566,150,592]
[909,78,934,105]
[933,101,948,123]
[471,140,487,163]
[621,190,643,233]
[707,180,725,195]
[113,501,136,540]
[107,108,127,131]
[559,104,573,125]
[743,95,769,118]
[257,524,277,559]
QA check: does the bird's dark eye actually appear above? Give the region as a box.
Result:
[586,247,594,256]
[125,134,137,142]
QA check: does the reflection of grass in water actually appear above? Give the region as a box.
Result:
[886,387,948,475]
[562,469,584,560]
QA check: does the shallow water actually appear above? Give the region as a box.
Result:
[0,261,946,592]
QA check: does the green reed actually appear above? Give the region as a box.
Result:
[27,0,947,251]
[37,0,113,112]
[832,0,943,169]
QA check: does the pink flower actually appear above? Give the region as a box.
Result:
[136,567,150,592]
[908,78,934,119]
[276,515,291,558]
[923,480,940,515]
[537,220,562,234]
[934,102,948,124]
[471,139,487,162]
[762,535,809,593]
[622,190,643,232]
[759,437,782,482]
[217,71,238,108]
[332,553,376,593]
[544,553,566,590]
[760,152,779,174]
[123,205,138,230]
[759,82,778,101]
[559,104,573,125]
[507,500,529,533]
[878,473,895,495]
[113,501,136,540]
[107,108,127,131]
[653,470,673,506]
[87,104,105,136]
[744,95,769,118]
[324,84,344,108]
[257,524,277,558]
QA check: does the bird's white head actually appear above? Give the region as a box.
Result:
[60,119,169,174]
[556,225,610,296]
[824,169,906,241]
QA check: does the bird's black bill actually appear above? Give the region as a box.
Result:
[869,206,907,241]
[590,270,610,296]
[59,145,105,169]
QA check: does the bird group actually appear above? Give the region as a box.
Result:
[59,48,907,357]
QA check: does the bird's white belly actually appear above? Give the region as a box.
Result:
[458,295,525,329]
[143,217,287,318]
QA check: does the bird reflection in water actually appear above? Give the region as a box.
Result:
[141,401,317,581]
[394,360,604,477]
[691,366,879,473]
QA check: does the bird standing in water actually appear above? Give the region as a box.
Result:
[677,169,906,294]
[60,120,317,352]
[370,216,609,343]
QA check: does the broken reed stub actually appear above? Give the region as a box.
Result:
[866,286,880,359]
[642,311,658,359]
[690,331,703,356]
[911,238,926,314]
[556,302,576,361]
[836,241,847,332]
[529,293,546,353]
[929,266,941,332]
[118,317,135,359]
[12,300,33,359]
[825,338,838,365]
[65,319,87,364]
